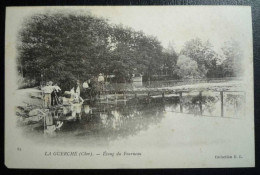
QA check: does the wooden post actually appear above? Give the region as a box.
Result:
[106,94,108,103]
[162,92,165,102]
[115,92,117,104]
[42,91,44,108]
[43,113,45,131]
[199,91,202,115]
[220,91,224,117]
[180,92,183,113]
[124,92,126,100]
[124,92,127,105]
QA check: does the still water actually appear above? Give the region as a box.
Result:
[19,91,245,146]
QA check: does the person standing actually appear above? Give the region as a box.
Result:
[82,80,89,99]
[51,82,62,106]
[42,81,54,108]
[70,83,81,103]
[83,80,89,89]
[98,73,105,93]
[98,73,105,84]
[75,80,81,97]
[76,80,81,97]
[53,83,61,93]
[87,76,98,99]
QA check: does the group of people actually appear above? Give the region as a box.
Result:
[66,80,84,104]
[42,73,105,108]
[41,81,62,108]
[81,73,105,98]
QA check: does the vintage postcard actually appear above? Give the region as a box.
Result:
[5,6,254,168]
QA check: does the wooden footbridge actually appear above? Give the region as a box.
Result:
[99,87,245,118]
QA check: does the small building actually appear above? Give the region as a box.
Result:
[132,74,143,82]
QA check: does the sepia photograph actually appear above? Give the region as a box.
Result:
[5,6,254,168]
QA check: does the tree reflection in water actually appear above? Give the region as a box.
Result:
[182,93,219,116]
[36,99,166,141]
[224,93,245,117]
[19,91,245,144]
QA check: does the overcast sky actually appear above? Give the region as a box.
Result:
[6,6,252,54]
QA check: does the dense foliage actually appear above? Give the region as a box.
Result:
[178,38,242,79]
[17,12,166,90]
[17,12,243,90]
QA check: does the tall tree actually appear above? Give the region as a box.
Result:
[221,40,243,77]
[109,25,164,82]
[175,55,200,79]
[17,11,165,88]
[18,12,112,90]
[180,38,220,78]
[161,42,178,76]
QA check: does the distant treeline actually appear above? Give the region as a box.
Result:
[17,11,243,90]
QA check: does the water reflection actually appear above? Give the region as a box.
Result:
[38,99,166,140]
[224,92,245,117]
[44,111,63,136]
[182,92,219,116]
[19,91,245,143]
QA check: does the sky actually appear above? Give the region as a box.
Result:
[6,6,252,54]
[87,6,252,53]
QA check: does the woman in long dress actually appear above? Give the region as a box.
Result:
[70,83,83,104]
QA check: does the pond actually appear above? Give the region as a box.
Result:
[17,90,245,147]
[106,78,242,90]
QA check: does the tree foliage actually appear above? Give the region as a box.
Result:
[221,40,243,77]
[181,38,219,77]
[179,38,237,78]
[175,55,200,79]
[161,42,178,76]
[17,12,164,89]
[17,11,244,90]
